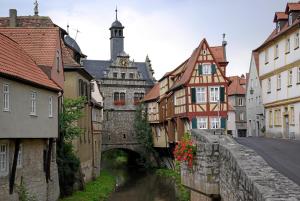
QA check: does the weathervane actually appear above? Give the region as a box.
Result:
[115,6,118,20]
[34,0,39,16]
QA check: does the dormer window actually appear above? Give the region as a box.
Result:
[289,13,293,26]
[276,21,281,33]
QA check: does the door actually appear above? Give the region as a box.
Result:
[256,121,260,137]
[285,115,289,139]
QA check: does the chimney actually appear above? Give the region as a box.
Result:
[9,9,17,27]
[222,33,227,62]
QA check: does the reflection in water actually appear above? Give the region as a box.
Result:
[108,168,176,201]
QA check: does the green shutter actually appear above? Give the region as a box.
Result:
[191,88,196,103]
[192,118,197,129]
[211,64,216,74]
[221,117,226,129]
[220,86,225,103]
[198,64,202,75]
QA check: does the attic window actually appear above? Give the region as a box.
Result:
[276,21,281,32]
[202,50,207,55]
[288,13,293,26]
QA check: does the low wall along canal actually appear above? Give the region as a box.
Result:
[181,129,300,201]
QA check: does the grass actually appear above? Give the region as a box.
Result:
[60,170,115,201]
[156,168,190,201]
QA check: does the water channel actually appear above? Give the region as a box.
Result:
[107,168,177,201]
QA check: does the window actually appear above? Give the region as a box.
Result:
[121,73,126,79]
[286,38,290,53]
[295,33,299,49]
[0,144,8,175]
[210,87,219,102]
[56,50,60,72]
[238,98,243,106]
[202,64,211,75]
[129,73,134,79]
[265,49,269,64]
[196,87,206,103]
[113,72,118,78]
[3,84,9,111]
[289,13,293,26]
[210,117,220,129]
[49,96,53,117]
[156,127,161,137]
[290,106,295,124]
[274,109,282,126]
[277,74,281,90]
[17,144,22,168]
[274,44,279,59]
[288,70,293,86]
[30,92,37,115]
[239,112,244,121]
[298,67,300,83]
[197,117,207,129]
[269,110,273,127]
[276,22,281,33]
[134,93,144,104]
[267,78,271,93]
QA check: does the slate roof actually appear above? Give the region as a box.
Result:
[228,76,246,96]
[0,27,60,68]
[0,33,60,91]
[83,60,155,85]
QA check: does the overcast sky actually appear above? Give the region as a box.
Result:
[1,0,295,79]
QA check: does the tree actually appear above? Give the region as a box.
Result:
[57,97,86,196]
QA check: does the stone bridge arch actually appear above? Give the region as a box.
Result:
[101,143,146,156]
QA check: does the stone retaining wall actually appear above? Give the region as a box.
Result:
[181,130,300,201]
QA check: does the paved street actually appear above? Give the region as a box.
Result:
[235,137,300,186]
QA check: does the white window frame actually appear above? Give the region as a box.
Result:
[286,38,290,53]
[238,98,243,106]
[210,87,219,102]
[30,92,37,115]
[210,117,220,129]
[197,117,207,129]
[49,96,53,117]
[298,67,300,83]
[294,33,299,49]
[290,106,295,124]
[3,84,9,111]
[202,64,211,75]
[277,74,281,90]
[288,70,293,86]
[265,49,269,64]
[0,143,9,176]
[267,78,271,93]
[289,13,293,26]
[196,87,206,103]
[239,112,244,121]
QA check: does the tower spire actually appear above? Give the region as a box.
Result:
[34,0,39,16]
[115,6,118,20]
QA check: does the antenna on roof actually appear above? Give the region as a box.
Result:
[74,28,81,41]
[34,0,39,16]
[67,23,70,34]
[115,6,118,20]
[222,33,227,62]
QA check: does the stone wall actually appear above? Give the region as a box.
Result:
[181,130,300,201]
[0,139,59,201]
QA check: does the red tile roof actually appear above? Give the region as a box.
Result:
[285,3,300,13]
[0,33,60,91]
[143,82,160,102]
[274,12,288,22]
[170,38,229,90]
[228,76,246,95]
[0,27,60,68]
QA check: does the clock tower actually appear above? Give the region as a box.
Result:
[110,8,124,61]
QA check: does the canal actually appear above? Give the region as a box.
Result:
[102,149,178,201]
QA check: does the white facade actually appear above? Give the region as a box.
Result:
[246,53,264,137]
[227,111,237,137]
[259,26,300,139]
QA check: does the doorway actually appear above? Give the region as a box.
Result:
[284,115,289,139]
[256,121,260,137]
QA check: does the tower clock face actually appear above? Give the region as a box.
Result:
[120,58,128,67]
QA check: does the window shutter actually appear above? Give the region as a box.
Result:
[198,64,202,75]
[221,117,226,129]
[220,86,225,103]
[211,64,216,74]
[192,118,197,129]
[191,88,196,103]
